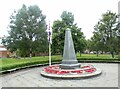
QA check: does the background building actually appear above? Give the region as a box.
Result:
[0,45,11,58]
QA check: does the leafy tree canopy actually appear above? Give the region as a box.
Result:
[52,11,86,55]
[2,4,48,57]
[91,10,118,58]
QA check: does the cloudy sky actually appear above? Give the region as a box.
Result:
[0,0,119,40]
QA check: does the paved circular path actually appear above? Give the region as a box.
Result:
[0,63,118,87]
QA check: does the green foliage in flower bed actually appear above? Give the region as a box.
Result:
[0,54,119,71]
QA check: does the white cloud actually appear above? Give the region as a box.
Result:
[0,0,119,40]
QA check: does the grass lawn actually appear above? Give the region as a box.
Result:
[77,53,118,59]
[0,54,119,71]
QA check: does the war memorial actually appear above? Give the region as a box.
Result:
[0,1,119,88]
[40,28,102,78]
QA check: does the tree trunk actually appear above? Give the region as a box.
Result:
[102,51,103,54]
[61,51,63,57]
[80,51,81,57]
[29,48,32,58]
[96,51,99,57]
[118,52,120,59]
[111,51,114,58]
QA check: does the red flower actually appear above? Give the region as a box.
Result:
[84,68,96,73]
[82,65,90,68]
[43,65,96,75]
[57,70,69,74]
[71,70,83,74]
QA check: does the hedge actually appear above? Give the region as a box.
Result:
[1,56,120,72]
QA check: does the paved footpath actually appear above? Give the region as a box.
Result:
[0,63,119,87]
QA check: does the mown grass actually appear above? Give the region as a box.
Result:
[77,54,119,60]
[77,53,118,58]
[0,54,119,71]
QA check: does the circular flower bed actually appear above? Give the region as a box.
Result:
[42,64,96,75]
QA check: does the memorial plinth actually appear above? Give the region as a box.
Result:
[41,28,102,79]
[60,28,80,69]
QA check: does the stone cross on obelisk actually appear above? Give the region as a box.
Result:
[60,28,80,69]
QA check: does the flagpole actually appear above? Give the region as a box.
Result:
[49,42,51,66]
[48,21,51,66]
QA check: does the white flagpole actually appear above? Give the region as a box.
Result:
[48,21,51,66]
[49,42,51,66]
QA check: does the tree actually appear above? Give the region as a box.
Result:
[61,11,74,26]
[90,32,107,56]
[92,11,118,58]
[116,21,120,58]
[2,4,48,57]
[52,11,86,55]
[86,39,92,53]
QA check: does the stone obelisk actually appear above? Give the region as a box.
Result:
[60,28,80,69]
